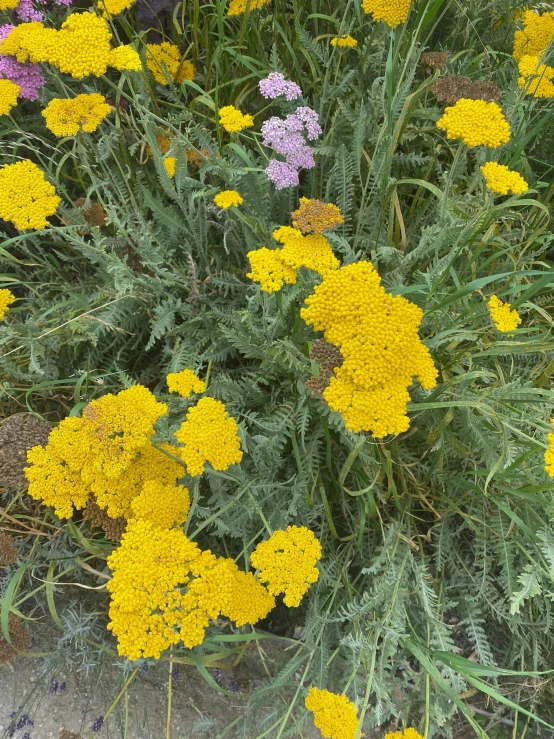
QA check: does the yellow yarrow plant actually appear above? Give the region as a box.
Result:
[436,99,510,148]
[361,0,411,28]
[0,289,16,321]
[385,729,425,739]
[214,190,244,208]
[42,94,112,137]
[305,688,358,739]
[166,369,206,397]
[0,79,20,116]
[0,160,60,230]
[480,162,528,195]
[218,105,254,132]
[487,295,521,332]
[331,35,358,48]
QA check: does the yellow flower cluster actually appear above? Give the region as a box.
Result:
[331,35,358,48]
[146,42,194,86]
[214,190,244,209]
[251,526,322,607]
[247,226,339,293]
[0,0,18,9]
[517,54,554,98]
[291,198,344,235]
[219,105,254,132]
[174,397,243,476]
[42,94,112,137]
[436,99,511,148]
[0,15,141,78]
[385,730,425,739]
[246,247,298,293]
[0,289,16,321]
[163,157,176,176]
[301,262,438,436]
[480,162,528,195]
[544,420,554,478]
[106,519,274,659]
[98,0,136,17]
[227,0,271,16]
[361,0,411,28]
[130,479,190,529]
[305,688,358,739]
[487,295,521,332]
[0,80,20,116]
[166,369,206,398]
[513,10,554,61]
[0,160,60,231]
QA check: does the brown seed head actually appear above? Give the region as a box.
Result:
[0,414,51,489]
[0,533,18,568]
[0,613,31,665]
[74,199,107,228]
[291,198,344,235]
[432,76,502,104]
[83,499,126,541]
[306,339,344,396]
[421,51,448,70]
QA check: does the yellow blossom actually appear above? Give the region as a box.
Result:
[301,261,438,436]
[305,688,358,739]
[164,156,176,177]
[50,13,113,78]
[42,94,112,137]
[513,10,554,61]
[330,35,358,48]
[0,160,60,231]
[0,80,20,116]
[517,54,554,98]
[0,22,57,64]
[174,397,243,476]
[436,99,510,148]
[218,105,254,132]
[361,0,411,28]
[98,0,135,17]
[130,479,190,529]
[166,369,206,398]
[385,730,425,739]
[214,190,243,209]
[146,42,194,85]
[0,289,15,321]
[480,162,528,195]
[291,198,344,234]
[108,45,142,71]
[246,247,298,293]
[251,526,322,607]
[544,420,554,478]
[0,0,19,9]
[227,0,271,16]
[273,226,340,276]
[487,295,521,332]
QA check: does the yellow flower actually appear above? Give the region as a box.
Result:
[301,261,438,436]
[50,13,113,78]
[0,0,19,9]
[174,397,243,476]
[98,0,135,16]
[130,479,190,528]
[0,80,20,116]
[330,35,358,48]
[291,198,344,234]
[214,190,243,209]
[146,42,194,86]
[436,99,510,148]
[385,730,425,739]
[251,526,322,607]
[166,368,206,397]
[227,0,271,16]
[273,226,340,276]
[42,94,112,137]
[246,247,298,293]
[0,22,57,64]
[513,10,554,61]
[305,688,358,739]
[0,289,16,320]
[487,295,521,332]
[109,45,142,71]
[218,105,254,132]
[544,420,554,478]
[0,160,60,231]
[164,156,176,177]
[480,162,528,195]
[361,0,411,28]
[517,54,554,98]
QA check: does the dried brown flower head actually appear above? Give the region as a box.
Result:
[0,414,51,489]
[306,339,344,396]
[73,199,107,228]
[421,51,448,70]
[0,613,31,665]
[432,76,502,104]
[60,731,82,739]
[291,198,344,235]
[83,499,126,542]
[0,532,18,568]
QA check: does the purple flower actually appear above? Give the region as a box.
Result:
[59,681,67,692]
[212,668,223,686]
[295,106,322,140]
[0,24,45,101]
[139,662,148,677]
[16,715,34,730]
[259,72,301,101]
[15,0,43,21]
[49,678,59,694]
[0,24,14,42]
[266,160,299,189]
[21,733,31,739]
[92,716,104,732]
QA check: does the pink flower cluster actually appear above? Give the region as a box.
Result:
[0,23,45,100]
[258,72,301,101]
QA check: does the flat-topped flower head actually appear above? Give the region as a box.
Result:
[109,45,142,71]
[50,13,113,78]
[146,42,194,85]
[517,54,554,98]
[331,35,358,47]
[0,22,57,64]
[0,289,16,320]
[305,688,358,739]
[436,99,510,148]
[166,369,206,398]
[227,0,271,16]
[480,162,528,195]
[291,198,343,234]
[214,190,243,209]
[362,0,411,28]
[130,480,190,529]
[385,730,425,739]
[273,226,340,276]
[487,295,521,332]
[219,105,254,132]
[42,93,112,137]
[513,10,554,61]
[246,247,298,293]
[98,0,136,17]
[259,72,302,100]
[251,526,322,607]
[544,420,554,478]
[0,78,19,115]
[0,160,60,230]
